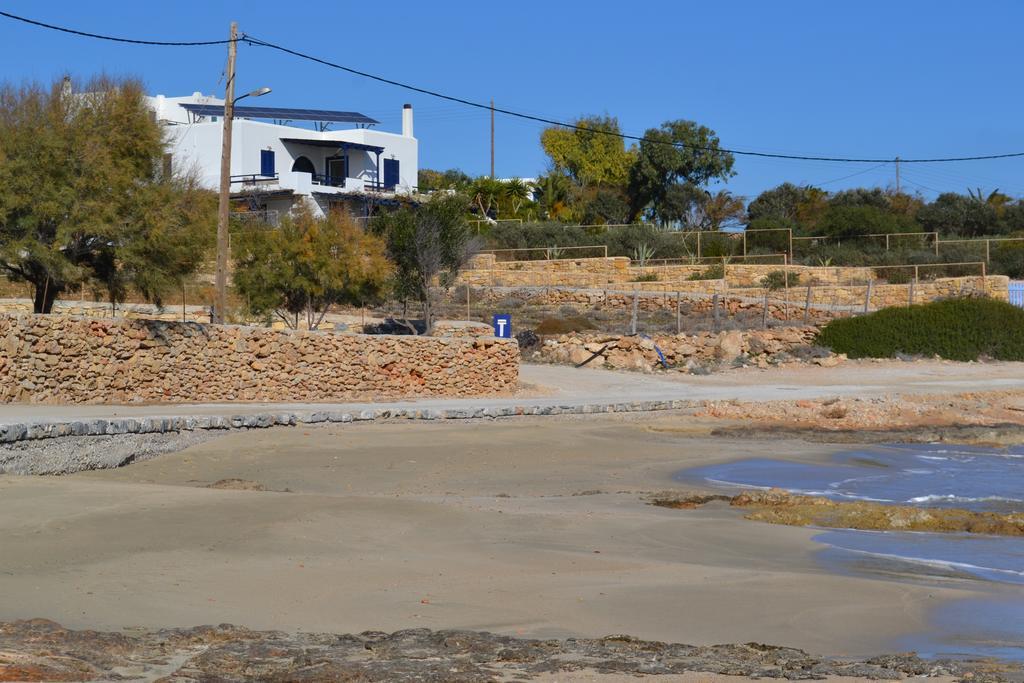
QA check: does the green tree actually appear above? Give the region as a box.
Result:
[503,177,531,216]
[417,168,471,192]
[917,192,1000,237]
[532,173,573,220]
[817,204,918,238]
[0,75,214,313]
[540,116,636,188]
[233,208,391,329]
[373,195,480,334]
[578,186,631,225]
[469,176,505,221]
[746,183,828,234]
[691,189,746,231]
[627,120,735,226]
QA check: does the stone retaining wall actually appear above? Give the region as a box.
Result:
[461,287,843,325]
[0,299,210,323]
[535,328,821,371]
[459,256,996,296]
[460,275,1008,316]
[0,315,519,404]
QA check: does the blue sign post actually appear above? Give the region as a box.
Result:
[492,314,512,338]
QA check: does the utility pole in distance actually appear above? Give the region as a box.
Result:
[895,156,901,193]
[490,99,495,178]
[213,21,238,324]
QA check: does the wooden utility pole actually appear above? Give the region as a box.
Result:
[213,21,238,324]
[489,99,495,178]
[895,156,901,193]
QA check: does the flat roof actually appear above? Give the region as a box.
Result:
[280,138,385,154]
[180,103,378,125]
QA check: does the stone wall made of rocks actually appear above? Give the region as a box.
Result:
[0,315,519,404]
[458,276,1008,317]
[535,327,823,372]
[460,287,845,325]
[0,299,211,323]
[459,256,998,298]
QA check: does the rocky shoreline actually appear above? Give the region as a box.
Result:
[652,489,1024,537]
[0,619,1016,682]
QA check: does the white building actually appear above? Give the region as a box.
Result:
[145,92,418,221]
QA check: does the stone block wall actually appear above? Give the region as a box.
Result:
[0,299,210,323]
[0,315,519,404]
[459,256,993,296]
[461,286,843,325]
[535,327,820,371]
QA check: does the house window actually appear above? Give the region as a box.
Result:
[260,149,276,177]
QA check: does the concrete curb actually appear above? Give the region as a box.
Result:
[0,399,697,445]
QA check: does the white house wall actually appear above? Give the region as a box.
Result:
[155,100,419,209]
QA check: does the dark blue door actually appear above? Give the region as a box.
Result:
[260,149,276,177]
[383,158,399,189]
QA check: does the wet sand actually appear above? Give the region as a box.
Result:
[0,416,988,659]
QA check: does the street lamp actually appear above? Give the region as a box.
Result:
[235,86,272,104]
[212,69,272,324]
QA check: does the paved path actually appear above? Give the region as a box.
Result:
[1,360,1021,428]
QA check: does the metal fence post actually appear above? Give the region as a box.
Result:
[676,291,681,335]
[863,279,873,314]
[908,279,915,307]
[803,284,812,325]
[712,293,720,332]
[630,289,639,336]
[762,289,770,328]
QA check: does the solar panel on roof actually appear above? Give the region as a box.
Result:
[180,103,379,125]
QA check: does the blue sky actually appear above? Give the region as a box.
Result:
[2,0,1022,202]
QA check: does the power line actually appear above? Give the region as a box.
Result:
[4,10,1024,165]
[0,10,232,46]
[815,162,891,186]
[238,33,1024,165]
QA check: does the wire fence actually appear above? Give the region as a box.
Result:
[480,245,608,261]
[483,223,1024,268]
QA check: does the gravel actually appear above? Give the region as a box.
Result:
[0,431,223,475]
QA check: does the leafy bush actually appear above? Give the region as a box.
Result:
[816,298,1024,361]
[631,272,660,282]
[991,241,1024,279]
[535,315,597,335]
[688,264,725,280]
[761,270,801,290]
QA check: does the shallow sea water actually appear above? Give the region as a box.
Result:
[677,444,1024,661]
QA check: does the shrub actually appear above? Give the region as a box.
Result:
[991,241,1024,279]
[761,270,801,290]
[876,267,913,285]
[688,264,724,280]
[534,315,597,335]
[631,272,660,282]
[816,298,1024,361]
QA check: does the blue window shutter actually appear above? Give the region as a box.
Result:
[260,149,275,176]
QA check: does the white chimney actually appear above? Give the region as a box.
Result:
[402,103,414,137]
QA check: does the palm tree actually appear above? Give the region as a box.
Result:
[968,187,1013,218]
[533,173,570,220]
[504,177,531,216]
[470,176,504,223]
[701,190,746,231]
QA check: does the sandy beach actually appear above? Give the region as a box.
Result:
[0,415,988,663]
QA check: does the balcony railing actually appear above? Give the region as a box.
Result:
[312,173,345,188]
[230,173,279,185]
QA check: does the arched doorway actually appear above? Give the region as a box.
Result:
[291,156,315,174]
